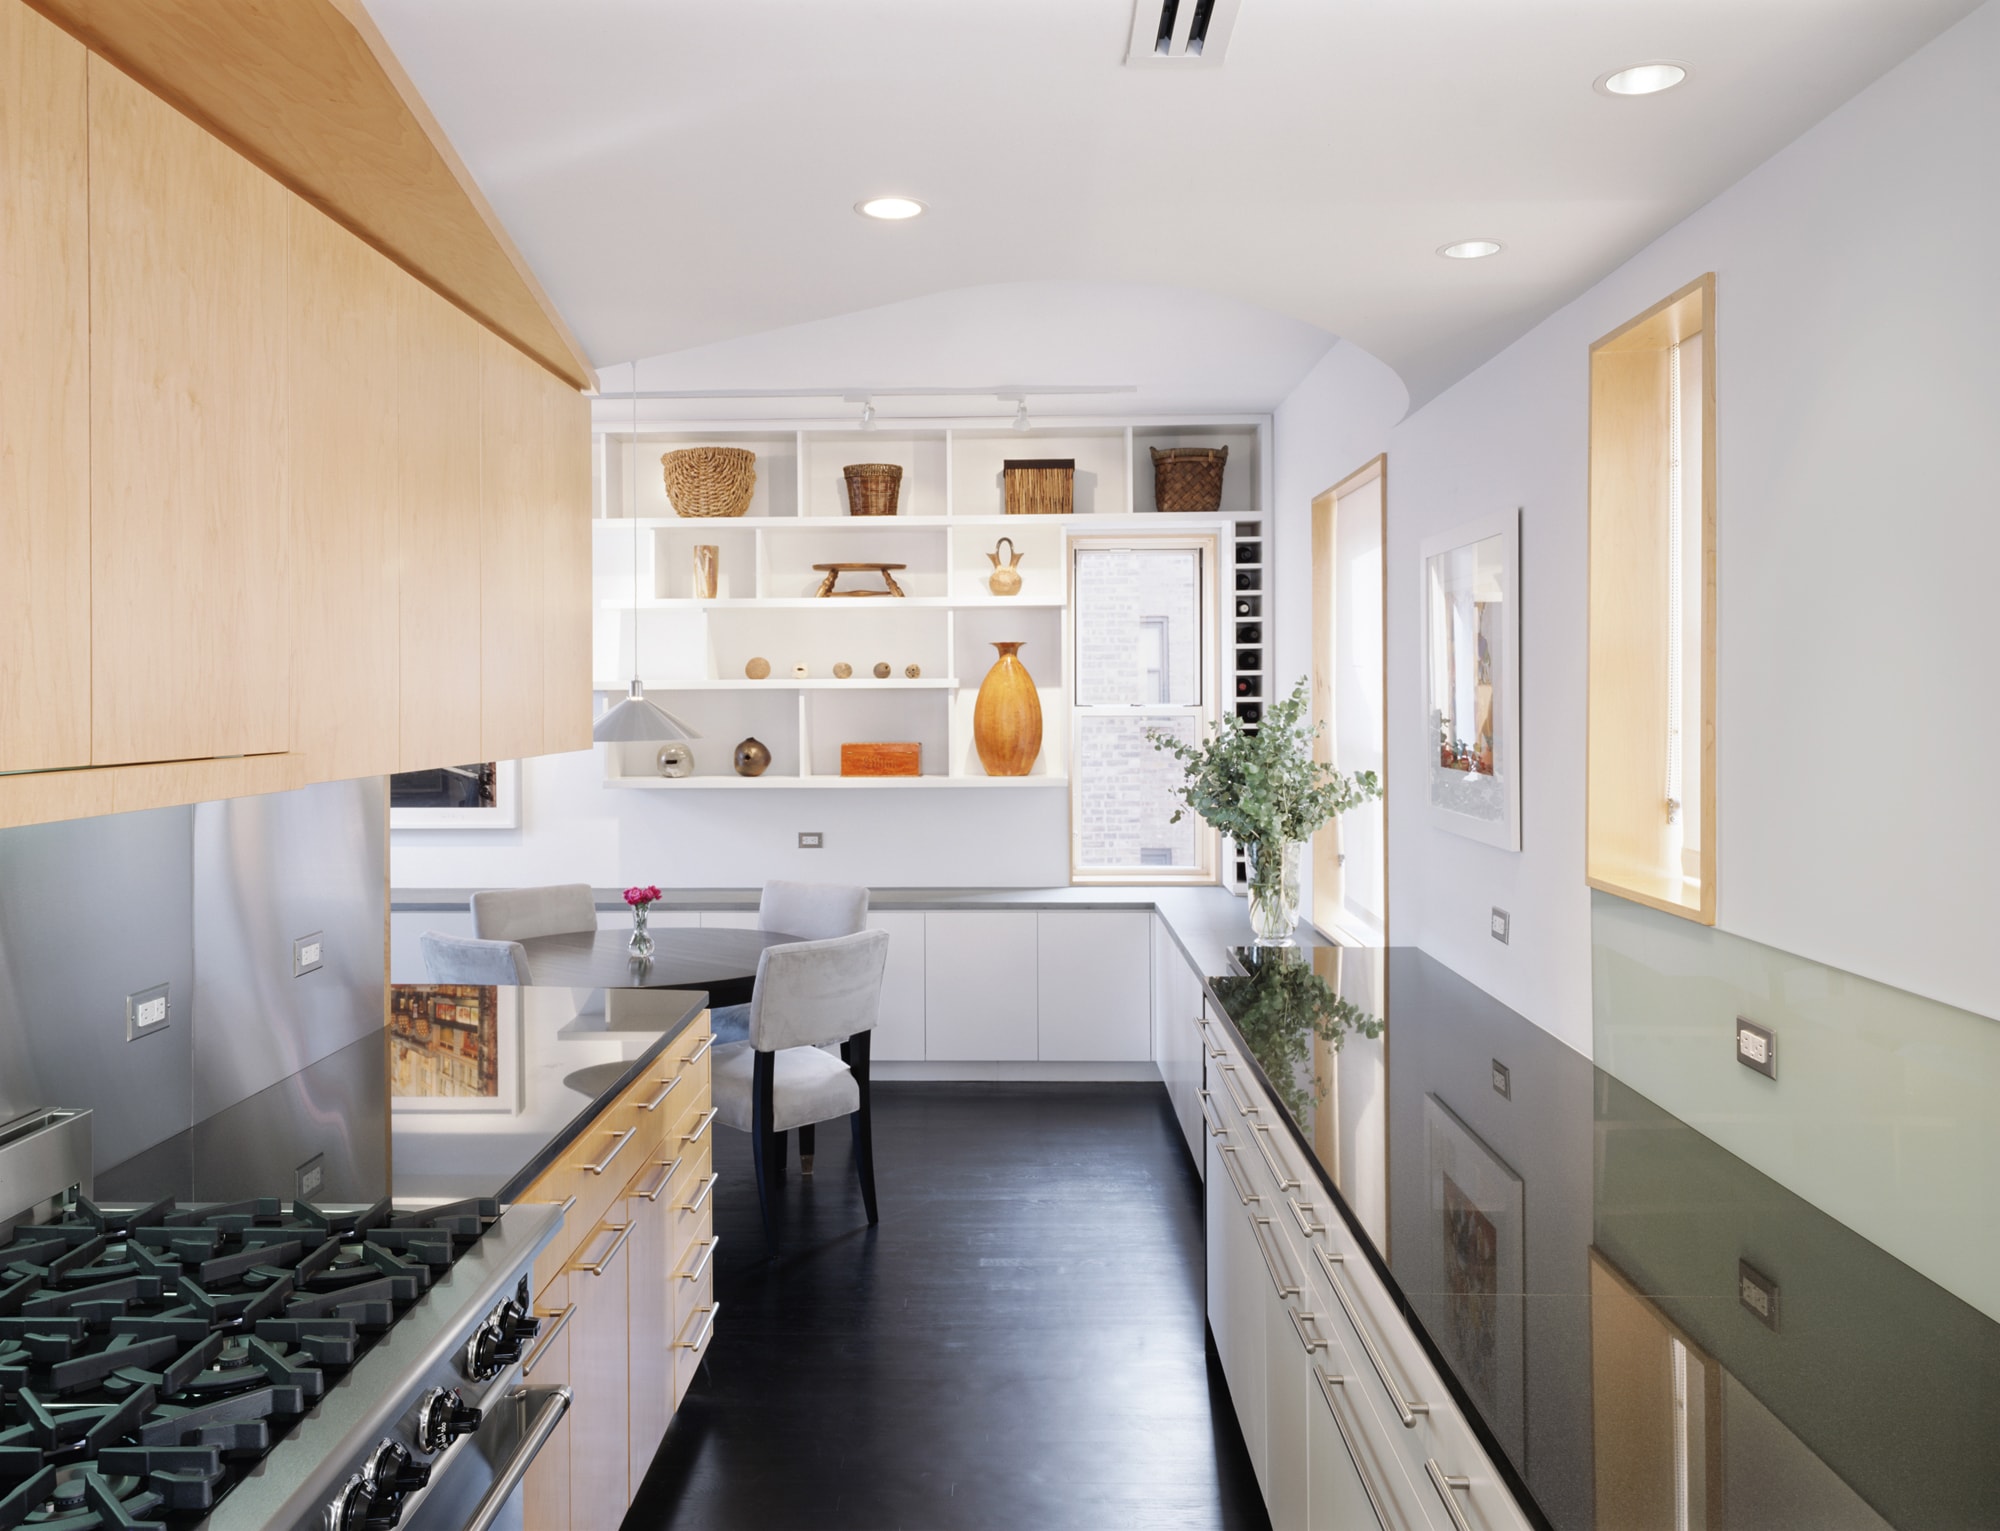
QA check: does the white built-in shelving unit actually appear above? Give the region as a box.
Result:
[593,420,1267,789]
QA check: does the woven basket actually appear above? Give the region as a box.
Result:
[1004,459,1075,516]
[661,447,757,518]
[843,463,903,516]
[1151,446,1227,513]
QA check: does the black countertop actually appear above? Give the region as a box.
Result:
[1204,945,2000,1531]
[390,986,707,1207]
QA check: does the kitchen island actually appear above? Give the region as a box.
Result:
[392,984,716,1531]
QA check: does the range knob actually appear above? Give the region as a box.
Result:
[326,1473,371,1531]
[414,1387,482,1454]
[465,1299,543,1380]
[365,1438,432,1497]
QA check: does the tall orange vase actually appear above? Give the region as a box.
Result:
[973,642,1042,776]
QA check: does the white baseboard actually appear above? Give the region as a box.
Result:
[872,1060,1165,1084]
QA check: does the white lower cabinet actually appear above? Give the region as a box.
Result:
[1261,1218,1314,1530]
[1153,918,1206,1166]
[1036,910,1152,1060]
[868,909,927,1060]
[1308,1364,1398,1530]
[923,910,1038,1060]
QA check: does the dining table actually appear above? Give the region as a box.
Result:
[516,925,806,1007]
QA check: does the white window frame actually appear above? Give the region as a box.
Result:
[1068,532,1220,886]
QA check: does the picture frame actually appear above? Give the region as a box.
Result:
[389,985,523,1113]
[1421,510,1522,850]
[1421,1093,1526,1463]
[389,760,520,830]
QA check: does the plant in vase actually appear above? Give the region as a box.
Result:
[1149,677,1381,945]
[1208,948,1382,1122]
[623,884,663,960]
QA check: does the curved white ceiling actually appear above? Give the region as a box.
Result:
[364,0,1979,405]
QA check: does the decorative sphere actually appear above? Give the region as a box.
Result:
[905,664,921,679]
[833,662,852,679]
[873,662,891,679]
[745,657,771,680]
[733,737,771,777]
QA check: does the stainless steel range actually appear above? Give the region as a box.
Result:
[0,1108,566,1531]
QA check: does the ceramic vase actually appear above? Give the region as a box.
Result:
[973,642,1042,776]
[986,536,1023,596]
[733,737,771,777]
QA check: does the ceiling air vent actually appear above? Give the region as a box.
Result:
[1125,0,1241,67]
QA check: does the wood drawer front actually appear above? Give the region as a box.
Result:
[663,1015,714,1073]
[672,1290,719,1407]
[672,1238,717,1349]
[521,1113,649,1285]
[670,1135,717,1253]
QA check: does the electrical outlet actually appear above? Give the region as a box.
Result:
[1491,1060,1511,1100]
[293,932,325,977]
[1490,907,1510,944]
[1736,1017,1777,1079]
[1738,1259,1780,1330]
[797,832,824,849]
[295,1153,326,1201]
[126,983,170,1041]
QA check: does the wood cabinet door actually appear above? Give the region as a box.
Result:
[521,1270,573,1531]
[540,369,592,753]
[922,911,1038,1061]
[1036,911,1153,1061]
[0,1,89,774]
[88,59,290,767]
[625,1162,677,1488]
[566,1217,633,1529]
[479,330,546,762]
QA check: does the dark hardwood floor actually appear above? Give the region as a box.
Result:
[624,1082,1268,1531]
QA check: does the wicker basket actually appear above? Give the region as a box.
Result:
[661,447,757,518]
[1004,459,1075,516]
[842,463,903,516]
[1151,446,1228,513]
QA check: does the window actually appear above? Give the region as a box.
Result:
[1587,275,1715,922]
[1069,537,1217,883]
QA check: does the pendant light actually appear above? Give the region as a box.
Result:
[594,361,701,744]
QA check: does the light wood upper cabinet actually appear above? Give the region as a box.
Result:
[542,369,594,754]
[287,199,401,782]
[0,2,90,774]
[396,278,485,772]
[480,332,548,762]
[88,57,290,767]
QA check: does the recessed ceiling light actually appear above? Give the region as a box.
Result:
[856,196,926,221]
[1597,62,1688,97]
[1438,240,1503,260]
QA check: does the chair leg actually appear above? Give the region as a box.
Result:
[843,1033,879,1225]
[773,1124,788,1179]
[751,1050,779,1254]
[797,1123,815,1175]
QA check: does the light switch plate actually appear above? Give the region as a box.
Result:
[126,983,170,1041]
[293,932,325,977]
[1490,907,1510,944]
[797,832,824,849]
[1736,1017,1776,1079]
[1491,1060,1511,1100]
[295,1152,326,1201]
[1738,1258,1780,1330]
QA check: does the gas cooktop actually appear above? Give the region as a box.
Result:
[0,1193,499,1530]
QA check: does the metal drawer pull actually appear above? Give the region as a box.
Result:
[636,1158,679,1202]
[1195,1017,1226,1059]
[521,1304,575,1376]
[1425,1460,1475,1531]
[1288,1196,1328,1238]
[1249,1215,1301,1299]
[1318,1248,1428,1427]
[640,1075,681,1112]
[571,1221,633,1276]
[1197,1090,1227,1138]
[1217,1144,1261,1206]
[680,1172,719,1215]
[581,1127,636,1176]
[557,1194,578,1218]
[461,1385,572,1531]
[1218,1063,1258,1117]
[679,1303,720,1353]
[1286,1305,1328,1354]
[683,1034,715,1068]
[1316,1371,1395,1530]
[682,1108,718,1145]
[678,1236,719,1284]
[1250,1123,1301,1190]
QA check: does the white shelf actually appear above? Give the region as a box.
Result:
[591,678,959,692]
[592,513,1247,532]
[605,773,1068,790]
[603,596,1066,611]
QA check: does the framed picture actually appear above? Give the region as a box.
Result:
[389,985,522,1113]
[389,761,519,830]
[1421,1093,1526,1463]
[1421,510,1521,850]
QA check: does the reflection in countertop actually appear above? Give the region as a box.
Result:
[390,985,707,1207]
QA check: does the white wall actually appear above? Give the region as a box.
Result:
[1269,0,2000,1050]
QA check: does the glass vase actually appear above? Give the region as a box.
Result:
[1246,840,1303,946]
[628,904,654,960]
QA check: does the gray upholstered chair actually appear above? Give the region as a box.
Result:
[469,883,597,942]
[712,928,888,1252]
[420,931,531,985]
[710,880,870,1049]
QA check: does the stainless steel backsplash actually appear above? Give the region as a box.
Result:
[0,778,386,1199]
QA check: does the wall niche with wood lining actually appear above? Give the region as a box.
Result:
[1587,274,1715,923]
